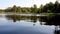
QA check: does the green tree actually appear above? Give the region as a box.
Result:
[53,1,59,13]
[33,4,37,13]
[17,6,21,13]
[12,5,17,13]
[42,2,54,13]
[39,4,44,13]
[5,7,12,12]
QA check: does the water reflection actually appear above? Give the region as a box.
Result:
[39,14,60,34]
[6,15,38,23]
[2,14,60,34]
[0,14,52,34]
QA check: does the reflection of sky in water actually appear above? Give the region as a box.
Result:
[0,15,55,34]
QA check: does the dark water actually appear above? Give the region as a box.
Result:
[0,14,57,34]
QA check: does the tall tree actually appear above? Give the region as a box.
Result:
[12,5,17,13]
[39,4,44,13]
[54,1,59,13]
[33,4,37,13]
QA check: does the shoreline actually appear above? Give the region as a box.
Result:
[0,12,60,14]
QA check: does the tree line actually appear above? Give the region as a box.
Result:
[0,1,60,14]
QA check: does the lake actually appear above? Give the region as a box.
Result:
[0,14,57,34]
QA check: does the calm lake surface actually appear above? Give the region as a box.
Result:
[0,14,56,34]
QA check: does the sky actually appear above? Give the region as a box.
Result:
[0,0,57,9]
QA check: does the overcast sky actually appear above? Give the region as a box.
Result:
[0,0,57,9]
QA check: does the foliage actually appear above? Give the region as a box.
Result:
[1,1,60,14]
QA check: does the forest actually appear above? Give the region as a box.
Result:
[0,1,60,14]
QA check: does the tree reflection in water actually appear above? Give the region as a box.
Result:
[5,15,38,23]
[5,14,60,34]
[40,14,60,34]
